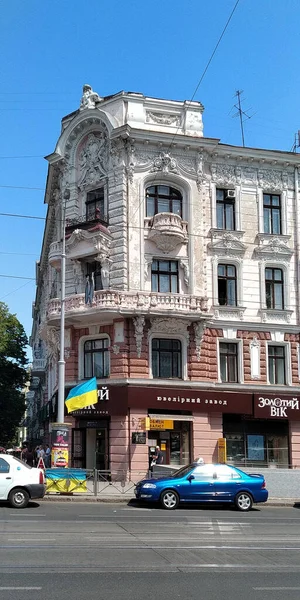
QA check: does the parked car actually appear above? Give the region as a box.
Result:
[0,453,46,508]
[135,463,268,511]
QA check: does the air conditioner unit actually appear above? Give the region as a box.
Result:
[226,190,235,199]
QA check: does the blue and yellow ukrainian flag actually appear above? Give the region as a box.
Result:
[65,377,98,413]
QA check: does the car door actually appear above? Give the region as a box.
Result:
[182,465,216,501]
[0,458,12,499]
[213,465,242,500]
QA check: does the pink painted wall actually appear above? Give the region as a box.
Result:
[289,421,300,467]
[129,408,149,481]
[192,412,223,463]
[110,415,129,481]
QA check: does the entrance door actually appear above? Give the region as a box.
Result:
[95,428,109,471]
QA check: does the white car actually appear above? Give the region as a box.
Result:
[0,453,46,508]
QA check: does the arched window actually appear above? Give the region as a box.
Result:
[146,185,182,217]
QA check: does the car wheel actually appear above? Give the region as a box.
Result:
[8,488,29,509]
[160,489,179,510]
[235,491,253,512]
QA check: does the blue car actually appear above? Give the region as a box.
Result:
[135,463,268,511]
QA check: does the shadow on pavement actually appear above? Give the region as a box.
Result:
[127,498,260,512]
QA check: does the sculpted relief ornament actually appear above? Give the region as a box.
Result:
[79,84,102,110]
[150,152,178,174]
[77,131,109,189]
[133,315,145,358]
[149,318,191,344]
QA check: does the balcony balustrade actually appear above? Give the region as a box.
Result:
[145,212,188,252]
[47,289,208,324]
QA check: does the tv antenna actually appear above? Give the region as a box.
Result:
[232,90,253,147]
[290,131,300,153]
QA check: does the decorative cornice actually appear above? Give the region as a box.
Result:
[208,232,246,256]
[254,237,293,260]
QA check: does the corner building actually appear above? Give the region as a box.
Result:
[30,85,300,477]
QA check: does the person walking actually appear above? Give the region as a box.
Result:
[25,447,34,467]
[45,444,51,468]
[154,445,164,465]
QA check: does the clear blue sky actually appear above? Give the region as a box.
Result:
[1,0,300,354]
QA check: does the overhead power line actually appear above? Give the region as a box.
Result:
[0,274,35,280]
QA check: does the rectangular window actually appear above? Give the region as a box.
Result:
[265,268,284,309]
[84,339,109,379]
[86,188,105,222]
[268,345,286,385]
[219,342,238,383]
[263,193,281,234]
[151,260,179,293]
[152,339,182,378]
[216,189,235,230]
[218,264,237,306]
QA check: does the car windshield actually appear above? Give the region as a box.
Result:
[171,465,194,479]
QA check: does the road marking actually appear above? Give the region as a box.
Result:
[0,587,42,590]
[8,538,56,542]
[254,588,300,591]
[9,513,46,517]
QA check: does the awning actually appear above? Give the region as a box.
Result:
[148,414,194,422]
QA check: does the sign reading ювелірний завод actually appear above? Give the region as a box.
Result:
[254,394,300,420]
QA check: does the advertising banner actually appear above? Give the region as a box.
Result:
[51,423,70,468]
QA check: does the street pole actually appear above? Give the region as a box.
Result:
[57,193,67,424]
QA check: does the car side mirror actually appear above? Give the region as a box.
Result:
[187,474,195,482]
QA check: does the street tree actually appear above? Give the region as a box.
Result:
[0,302,28,444]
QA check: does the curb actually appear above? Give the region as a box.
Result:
[40,495,300,507]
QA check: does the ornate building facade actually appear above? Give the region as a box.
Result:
[30,85,300,475]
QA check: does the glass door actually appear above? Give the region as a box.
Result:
[95,427,109,471]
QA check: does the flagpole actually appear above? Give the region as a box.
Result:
[57,191,68,424]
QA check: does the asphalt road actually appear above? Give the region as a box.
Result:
[1,501,300,599]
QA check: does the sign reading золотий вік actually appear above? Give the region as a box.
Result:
[254,394,300,419]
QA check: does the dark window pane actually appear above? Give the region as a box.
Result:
[227,279,236,306]
[152,339,182,379]
[225,204,234,230]
[160,275,170,293]
[158,185,169,195]
[264,194,271,205]
[158,199,170,213]
[151,274,158,291]
[272,210,281,234]
[172,199,181,215]
[217,204,224,229]
[147,197,155,216]
[263,208,271,234]
[218,279,227,305]
[171,275,178,293]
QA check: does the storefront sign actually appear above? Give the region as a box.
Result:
[254,394,300,420]
[132,432,146,444]
[150,419,174,430]
[71,385,127,417]
[128,387,252,415]
[218,438,227,464]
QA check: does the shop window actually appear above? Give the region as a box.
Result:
[265,268,284,309]
[86,188,105,222]
[219,342,238,383]
[84,338,109,379]
[268,345,286,385]
[151,260,179,293]
[216,188,235,230]
[218,264,237,306]
[263,193,281,235]
[152,338,182,379]
[146,185,182,217]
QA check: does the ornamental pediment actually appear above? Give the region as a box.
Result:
[208,232,246,256]
[255,237,293,260]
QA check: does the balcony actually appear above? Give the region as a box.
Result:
[31,358,47,373]
[47,289,209,325]
[145,213,188,252]
[48,241,62,270]
[66,213,108,234]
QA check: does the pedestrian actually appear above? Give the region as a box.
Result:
[154,445,164,465]
[25,447,34,467]
[45,444,51,468]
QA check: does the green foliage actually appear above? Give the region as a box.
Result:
[0,303,28,444]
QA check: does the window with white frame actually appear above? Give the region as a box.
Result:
[265,267,284,310]
[268,345,286,385]
[84,338,109,379]
[218,264,237,306]
[152,338,182,379]
[219,342,238,383]
[216,188,236,230]
[263,193,281,235]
